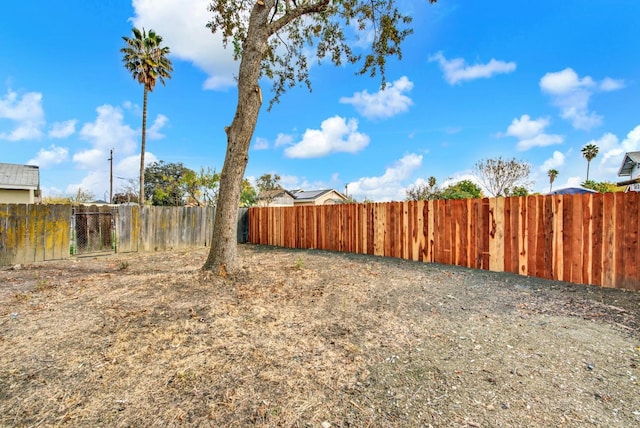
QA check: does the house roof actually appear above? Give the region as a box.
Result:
[618,151,640,176]
[256,189,295,200]
[549,187,597,195]
[0,163,40,189]
[293,189,332,201]
[293,189,347,202]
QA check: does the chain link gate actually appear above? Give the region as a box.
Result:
[71,206,115,255]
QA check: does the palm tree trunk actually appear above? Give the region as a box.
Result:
[139,87,148,205]
[586,161,591,182]
[203,6,269,275]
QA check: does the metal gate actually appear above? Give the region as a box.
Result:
[71,206,115,255]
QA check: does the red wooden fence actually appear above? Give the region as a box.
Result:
[248,192,640,291]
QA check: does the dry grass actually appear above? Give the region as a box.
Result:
[1,245,639,427]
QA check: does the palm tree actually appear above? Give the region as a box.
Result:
[581,143,599,182]
[547,169,559,193]
[121,28,173,205]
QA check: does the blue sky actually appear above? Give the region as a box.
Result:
[1,0,639,201]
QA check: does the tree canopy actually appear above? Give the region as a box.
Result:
[474,157,532,197]
[145,161,192,206]
[406,177,483,201]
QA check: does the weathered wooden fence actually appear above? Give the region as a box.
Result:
[0,204,71,265]
[0,204,249,266]
[124,205,216,253]
[248,192,640,291]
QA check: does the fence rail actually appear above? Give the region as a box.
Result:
[248,193,640,291]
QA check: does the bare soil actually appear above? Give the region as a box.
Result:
[1,245,639,427]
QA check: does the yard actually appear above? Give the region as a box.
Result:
[1,245,639,427]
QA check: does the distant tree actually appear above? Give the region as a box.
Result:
[344,195,358,204]
[581,143,599,181]
[112,178,140,204]
[255,173,282,206]
[582,180,620,193]
[547,169,559,193]
[144,161,193,206]
[440,179,483,200]
[183,167,220,206]
[507,186,530,197]
[405,176,439,200]
[68,188,96,204]
[204,0,440,274]
[239,178,257,207]
[112,191,139,204]
[121,27,173,205]
[475,157,532,197]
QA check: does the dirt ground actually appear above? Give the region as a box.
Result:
[1,244,639,427]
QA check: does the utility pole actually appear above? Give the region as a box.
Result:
[109,148,114,204]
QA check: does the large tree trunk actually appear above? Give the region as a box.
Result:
[203,5,269,275]
[139,87,148,205]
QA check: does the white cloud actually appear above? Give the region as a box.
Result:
[72,148,104,169]
[541,151,565,171]
[279,174,338,191]
[65,103,166,200]
[539,68,594,95]
[70,104,141,197]
[275,133,293,147]
[506,115,550,139]
[340,76,414,120]
[0,89,45,140]
[253,137,269,150]
[428,52,516,85]
[503,114,564,151]
[539,68,623,130]
[27,145,69,168]
[565,176,583,188]
[347,153,423,201]
[597,125,640,176]
[516,134,564,151]
[600,77,625,92]
[48,120,77,139]
[284,116,369,158]
[147,114,169,140]
[66,152,159,199]
[131,0,237,90]
[79,104,138,156]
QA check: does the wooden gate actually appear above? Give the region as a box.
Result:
[72,205,114,255]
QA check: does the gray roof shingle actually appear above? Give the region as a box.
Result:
[0,163,40,189]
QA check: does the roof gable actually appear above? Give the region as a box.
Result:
[0,163,40,188]
[618,151,640,176]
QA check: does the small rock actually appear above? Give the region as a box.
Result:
[12,264,22,270]
[321,422,331,428]
[486,404,495,411]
